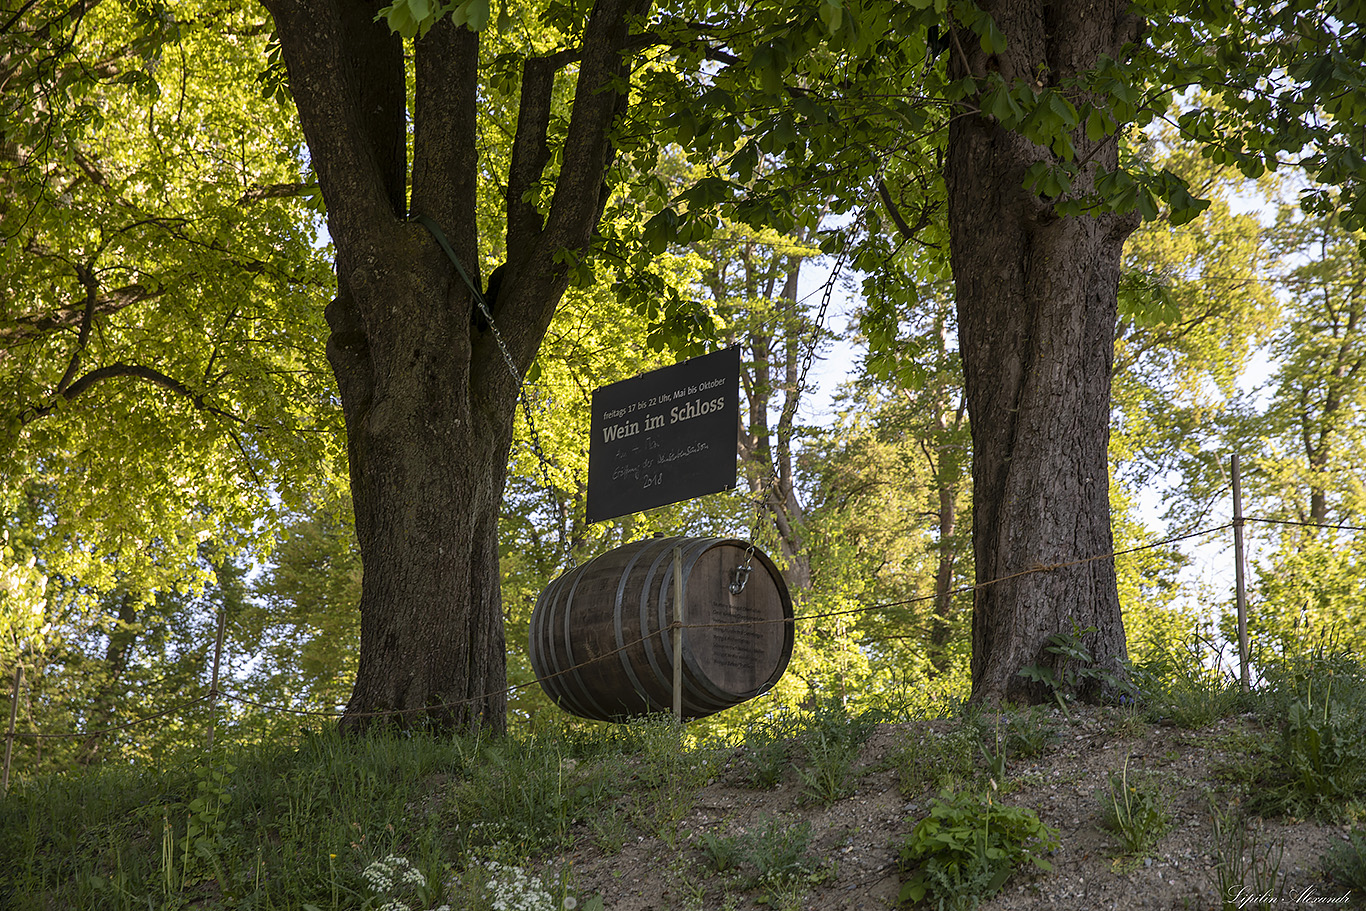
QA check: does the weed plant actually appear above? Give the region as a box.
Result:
[699,815,830,908]
[1324,827,1366,894]
[620,716,722,846]
[898,789,1058,910]
[1246,653,1366,821]
[971,704,1060,786]
[794,693,880,805]
[1099,756,1171,866]
[588,805,632,856]
[1210,804,1285,911]
[888,724,979,797]
[446,734,623,856]
[731,714,799,789]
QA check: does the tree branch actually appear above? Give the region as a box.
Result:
[505,54,556,260]
[19,362,247,426]
[237,182,313,204]
[0,282,162,346]
[541,0,650,254]
[491,0,654,376]
[54,261,98,393]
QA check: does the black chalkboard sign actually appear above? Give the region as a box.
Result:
[586,346,740,523]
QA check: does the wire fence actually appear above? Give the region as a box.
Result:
[3,509,1363,790]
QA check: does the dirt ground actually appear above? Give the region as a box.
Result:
[548,705,1359,910]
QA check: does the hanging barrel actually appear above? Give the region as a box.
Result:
[528,536,794,722]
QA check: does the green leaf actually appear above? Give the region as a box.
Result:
[1086,108,1110,142]
[819,0,843,34]
[979,17,1006,54]
[463,0,491,32]
[761,63,784,96]
[380,2,418,39]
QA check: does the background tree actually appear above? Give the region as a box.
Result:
[1,0,336,762]
[1240,206,1366,660]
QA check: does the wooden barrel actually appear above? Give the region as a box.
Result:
[528,536,794,722]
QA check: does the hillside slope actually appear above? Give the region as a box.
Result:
[552,706,1355,910]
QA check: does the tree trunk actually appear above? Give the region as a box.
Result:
[78,590,140,765]
[264,0,646,733]
[947,0,1142,704]
[734,250,812,593]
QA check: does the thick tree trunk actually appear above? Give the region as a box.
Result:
[947,0,1142,704]
[326,254,514,732]
[264,0,646,733]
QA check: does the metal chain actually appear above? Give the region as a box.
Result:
[738,183,889,584]
[410,217,562,543]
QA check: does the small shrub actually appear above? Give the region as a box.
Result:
[1017,623,1136,713]
[898,790,1058,910]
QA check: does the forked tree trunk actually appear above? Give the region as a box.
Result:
[947,0,1143,704]
[265,0,646,733]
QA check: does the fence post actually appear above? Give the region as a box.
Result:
[4,665,21,795]
[1232,454,1251,691]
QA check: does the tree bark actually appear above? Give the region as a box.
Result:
[947,0,1142,704]
[263,0,647,733]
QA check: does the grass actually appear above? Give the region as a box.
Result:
[1131,640,1251,729]
[1210,802,1286,911]
[8,654,1366,910]
[0,719,686,911]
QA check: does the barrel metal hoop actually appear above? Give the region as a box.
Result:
[612,537,668,717]
[539,565,608,720]
[633,536,686,714]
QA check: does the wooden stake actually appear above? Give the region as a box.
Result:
[1232,454,1251,691]
[672,545,684,724]
[207,607,227,751]
[4,666,22,795]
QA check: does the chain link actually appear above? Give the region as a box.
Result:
[411,216,563,554]
[737,179,894,577]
